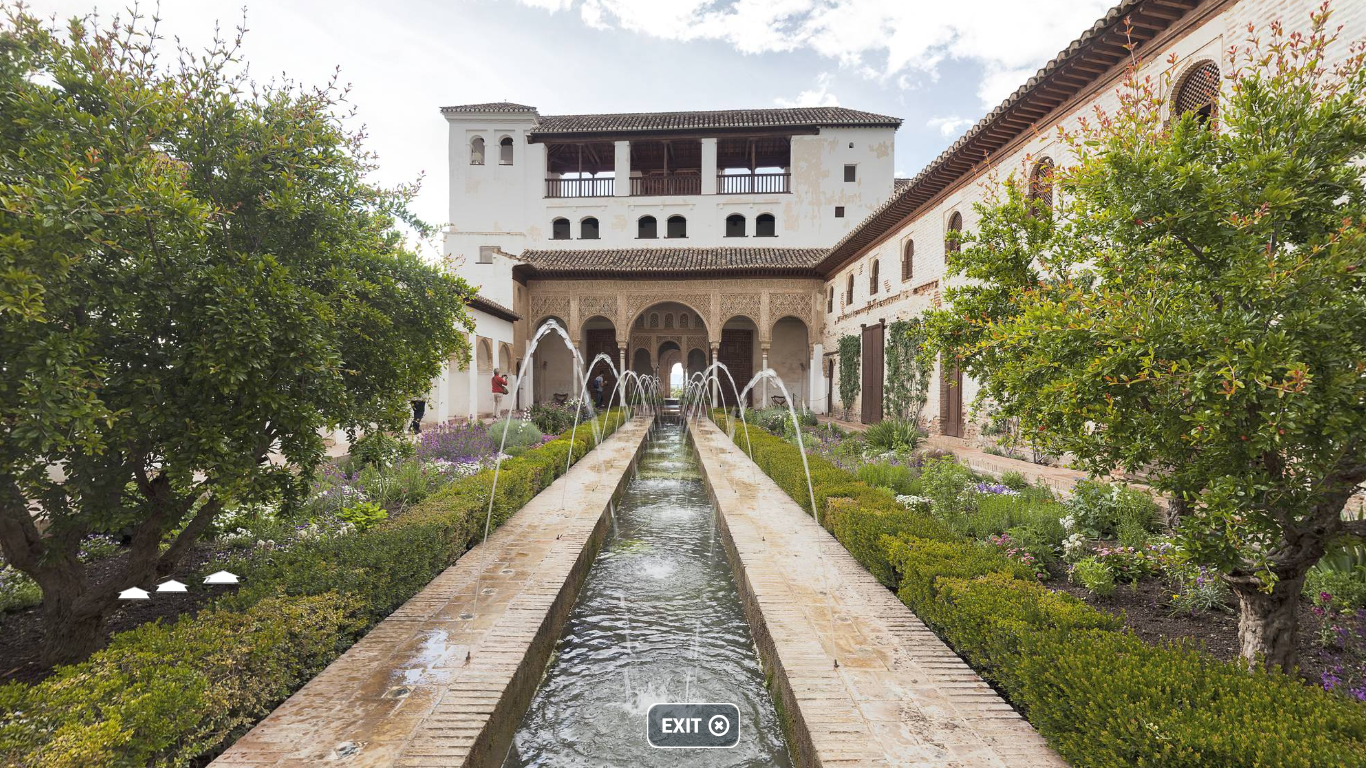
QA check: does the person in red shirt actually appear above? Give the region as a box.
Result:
[491,368,509,417]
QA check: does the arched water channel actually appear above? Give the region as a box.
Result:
[502,421,794,767]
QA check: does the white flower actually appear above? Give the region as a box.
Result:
[1060,514,1076,532]
[895,494,932,509]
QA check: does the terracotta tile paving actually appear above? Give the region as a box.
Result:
[210,418,652,768]
[691,418,1067,768]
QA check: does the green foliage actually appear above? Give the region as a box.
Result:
[999,471,1028,491]
[338,501,388,532]
[918,457,976,521]
[528,402,576,435]
[854,462,919,496]
[714,405,1366,765]
[922,8,1366,667]
[0,7,474,663]
[0,565,41,613]
[1065,480,1160,539]
[488,419,544,454]
[837,335,860,419]
[1014,630,1366,768]
[1071,556,1117,597]
[862,418,920,453]
[883,319,932,424]
[350,431,415,469]
[1306,566,1366,610]
[0,411,627,767]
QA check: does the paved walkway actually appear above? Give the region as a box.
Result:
[213,418,652,768]
[692,418,1066,768]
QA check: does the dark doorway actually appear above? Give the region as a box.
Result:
[825,356,834,415]
[940,358,964,437]
[718,328,753,407]
[861,323,884,424]
[584,329,618,404]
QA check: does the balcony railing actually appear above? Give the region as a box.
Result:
[717,171,791,194]
[545,177,615,198]
[631,173,701,197]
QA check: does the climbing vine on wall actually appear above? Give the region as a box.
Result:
[884,319,932,425]
[837,334,860,420]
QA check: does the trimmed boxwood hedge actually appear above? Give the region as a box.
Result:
[711,413,1366,768]
[0,411,628,768]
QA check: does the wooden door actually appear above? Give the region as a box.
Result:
[584,329,618,404]
[860,323,884,424]
[940,359,964,437]
[718,329,753,407]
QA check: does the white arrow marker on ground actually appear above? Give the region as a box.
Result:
[203,570,239,585]
[157,579,188,593]
[118,587,150,600]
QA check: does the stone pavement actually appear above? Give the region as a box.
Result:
[212,418,652,768]
[691,418,1067,767]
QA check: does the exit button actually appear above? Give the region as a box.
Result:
[646,702,740,748]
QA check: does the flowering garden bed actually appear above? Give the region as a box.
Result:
[0,411,625,767]
[718,409,1366,766]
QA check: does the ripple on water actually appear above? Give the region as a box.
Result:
[502,424,792,768]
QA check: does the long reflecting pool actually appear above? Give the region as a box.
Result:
[503,422,793,767]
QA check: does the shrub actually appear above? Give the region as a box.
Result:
[338,500,388,532]
[919,456,977,521]
[489,418,544,451]
[1014,630,1366,768]
[528,401,576,434]
[862,418,920,453]
[415,420,494,463]
[825,501,956,587]
[1306,567,1366,611]
[0,410,627,768]
[999,471,1029,491]
[0,566,42,613]
[854,462,919,495]
[350,430,414,468]
[1065,480,1160,539]
[1070,556,1117,597]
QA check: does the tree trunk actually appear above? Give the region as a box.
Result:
[1230,574,1305,671]
[37,571,109,666]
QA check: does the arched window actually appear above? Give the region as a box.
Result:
[664,313,674,328]
[902,240,914,281]
[845,273,855,305]
[755,213,776,238]
[1028,158,1054,218]
[635,315,644,329]
[946,211,963,254]
[580,217,600,240]
[649,313,659,328]
[725,214,746,238]
[469,136,485,165]
[1173,60,1221,126]
[551,218,570,240]
[638,215,657,239]
[680,314,689,329]
[869,260,880,295]
[826,285,834,313]
[499,136,514,165]
[666,215,687,239]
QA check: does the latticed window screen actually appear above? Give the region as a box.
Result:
[1029,158,1054,215]
[1173,60,1220,123]
[946,212,963,253]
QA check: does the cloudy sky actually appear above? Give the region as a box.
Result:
[25,0,1114,234]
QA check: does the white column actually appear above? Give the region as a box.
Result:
[618,343,627,409]
[701,137,718,195]
[710,343,720,408]
[614,140,630,197]
[809,343,823,413]
[761,345,769,407]
[466,336,479,420]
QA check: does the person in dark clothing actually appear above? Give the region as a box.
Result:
[491,369,509,417]
[410,399,426,434]
[591,373,605,408]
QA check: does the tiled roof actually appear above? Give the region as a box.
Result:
[440,102,538,114]
[515,247,827,277]
[818,0,1205,274]
[894,177,912,193]
[467,293,520,322]
[527,107,901,138]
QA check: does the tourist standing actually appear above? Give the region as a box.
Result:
[491,368,509,417]
[591,372,605,408]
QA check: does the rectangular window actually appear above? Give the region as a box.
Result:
[834,206,845,218]
[478,246,496,264]
[826,287,834,313]
[844,164,856,182]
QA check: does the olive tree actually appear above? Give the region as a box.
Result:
[925,9,1366,670]
[0,8,472,664]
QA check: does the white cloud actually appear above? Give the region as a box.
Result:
[926,115,973,137]
[776,72,839,107]
[511,0,1113,109]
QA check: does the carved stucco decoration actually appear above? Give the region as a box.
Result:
[625,293,712,332]
[578,295,617,326]
[719,293,761,328]
[770,292,813,328]
[530,294,570,327]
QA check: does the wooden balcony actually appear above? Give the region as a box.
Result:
[717,172,790,194]
[630,173,701,197]
[545,177,615,198]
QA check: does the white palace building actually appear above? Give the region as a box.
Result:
[426,0,1365,440]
